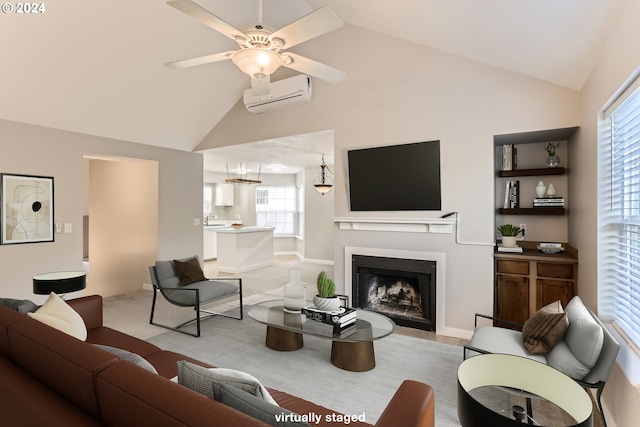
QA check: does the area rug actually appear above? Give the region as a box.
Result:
[147,307,464,427]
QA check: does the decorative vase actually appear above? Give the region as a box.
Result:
[313,295,340,312]
[546,156,561,168]
[283,268,305,313]
[535,181,546,198]
[546,183,557,196]
[501,236,517,248]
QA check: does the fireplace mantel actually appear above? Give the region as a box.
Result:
[334,217,455,234]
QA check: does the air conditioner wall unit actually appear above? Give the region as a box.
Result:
[243,75,312,114]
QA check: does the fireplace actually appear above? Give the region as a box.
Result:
[352,255,436,331]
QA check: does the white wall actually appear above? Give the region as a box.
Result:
[573,1,640,425]
[0,119,204,303]
[303,166,334,262]
[196,24,581,336]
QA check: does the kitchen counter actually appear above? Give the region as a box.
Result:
[216,226,274,273]
[216,226,274,234]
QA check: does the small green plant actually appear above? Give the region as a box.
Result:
[497,224,523,237]
[316,271,335,298]
[545,142,560,156]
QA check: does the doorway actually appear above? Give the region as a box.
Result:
[84,155,158,297]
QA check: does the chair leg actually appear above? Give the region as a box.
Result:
[596,383,607,427]
[149,287,201,337]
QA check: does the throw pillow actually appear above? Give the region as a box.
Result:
[27,292,87,341]
[173,257,207,286]
[177,360,277,405]
[93,344,158,374]
[0,298,38,314]
[522,300,568,354]
[212,382,310,427]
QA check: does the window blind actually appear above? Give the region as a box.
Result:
[599,82,640,349]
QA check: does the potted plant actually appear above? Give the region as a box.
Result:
[497,224,522,248]
[545,142,560,168]
[313,271,340,312]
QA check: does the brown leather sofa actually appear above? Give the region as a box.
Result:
[0,295,435,427]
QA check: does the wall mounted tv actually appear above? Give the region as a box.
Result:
[347,140,441,211]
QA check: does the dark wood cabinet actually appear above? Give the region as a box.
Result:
[494,243,578,327]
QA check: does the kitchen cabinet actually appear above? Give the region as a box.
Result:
[493,242,578,329]
[215,183,234,206]
[204,227,218,260]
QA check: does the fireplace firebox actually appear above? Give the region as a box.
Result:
[352,255,436,331]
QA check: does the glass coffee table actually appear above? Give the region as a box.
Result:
[248,300,395,372]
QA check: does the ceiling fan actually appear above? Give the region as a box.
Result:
[165,0,347,94]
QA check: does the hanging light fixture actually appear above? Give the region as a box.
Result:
[225,162,262,184]
[313,155,333,195]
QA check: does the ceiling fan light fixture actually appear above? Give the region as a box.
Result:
[232,48,282,79]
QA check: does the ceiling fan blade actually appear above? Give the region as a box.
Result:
[251,75,271,96]
[270,7,343,49]
[283,53,347,84]
[167,0,245,42]
[164,51,233,69]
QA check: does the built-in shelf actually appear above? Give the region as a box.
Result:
[498,167,566,178]
[333,217,455,234]
[498,207,565,215]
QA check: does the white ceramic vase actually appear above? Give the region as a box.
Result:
[313,295,340,312]
[536,181,546,198]
[546,183,557,196]
[501,236,517,248]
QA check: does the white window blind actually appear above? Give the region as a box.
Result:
[598,80,640,349]
[256,186,297,235]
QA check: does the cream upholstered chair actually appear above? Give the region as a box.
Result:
[149,255,242,337]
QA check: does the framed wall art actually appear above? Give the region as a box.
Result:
[1,173,54,244]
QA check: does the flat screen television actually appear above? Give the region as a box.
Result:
[347,140,441,211]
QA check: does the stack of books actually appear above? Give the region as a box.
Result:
[537,242,564,254]
[301,306,357,338]
[501,144,517,171]
[503,180,520,209]
[534,197,565,207]
[497,244,523,253]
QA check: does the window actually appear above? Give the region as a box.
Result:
[598,78,640,350]
[256,186,298,235]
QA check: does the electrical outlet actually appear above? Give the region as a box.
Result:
[519,223,527,238]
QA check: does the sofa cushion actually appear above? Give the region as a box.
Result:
[0,356,103,426]
[8,319,119,418]
[174,257,207,286]
[213,382,310,427]
[27,292,87,341]
[468,326,547,363]
[97,361,266,427]
[177,360,276,404]
[164,280,239,306]
[522,300,568,354]
[93,344,158,374]
[547,296,604,380]
[0,298,38,314]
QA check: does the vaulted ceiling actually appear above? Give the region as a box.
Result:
[0,0,630,156]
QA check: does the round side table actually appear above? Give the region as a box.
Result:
[458,353,593,427]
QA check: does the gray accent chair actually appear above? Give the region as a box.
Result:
[464,296,620,427]
[149,256,243,337]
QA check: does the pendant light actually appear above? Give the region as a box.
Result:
[313,155,333,195]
